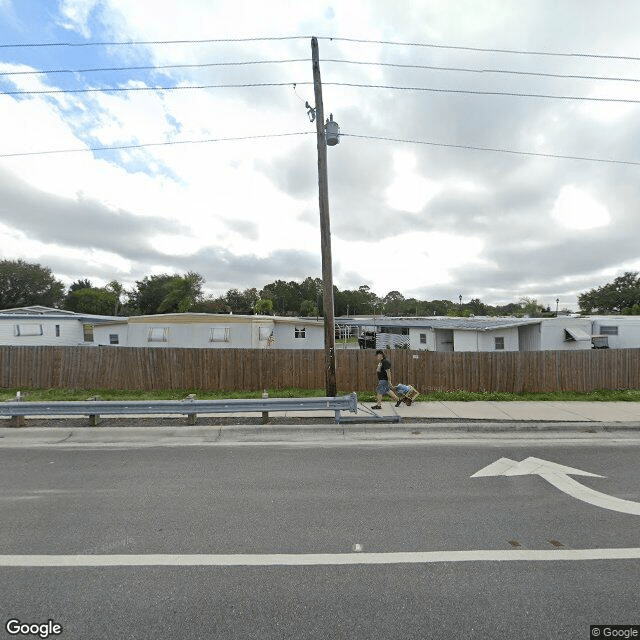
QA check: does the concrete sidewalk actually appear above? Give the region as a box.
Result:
[362,400,640,423]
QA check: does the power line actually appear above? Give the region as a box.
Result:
[0,36,310,48]
[0,132,313,158]
[2,130,638,167]
[0,82,304,95]
[321,37,640,62]
[4,57,640,85]
[324,59,640,85]
[324,82,640,104]
[2,34,639,61]
[0,59,309,76]
[342,133,640,167]
[4,80,640,104]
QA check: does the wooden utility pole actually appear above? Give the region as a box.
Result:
[311,36,337,397]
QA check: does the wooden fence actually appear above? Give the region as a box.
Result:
[1,346,640,393]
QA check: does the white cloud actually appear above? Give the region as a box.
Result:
[551,185,611,230]
[57,0,100,37]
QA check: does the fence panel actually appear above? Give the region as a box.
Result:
[1,346,640,393]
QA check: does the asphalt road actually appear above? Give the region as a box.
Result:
[1,434,638,639]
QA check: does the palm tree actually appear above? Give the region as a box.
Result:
[106,280,124,315]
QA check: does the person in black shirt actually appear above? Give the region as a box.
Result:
[371,349,400,409]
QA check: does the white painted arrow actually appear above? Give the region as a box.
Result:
[471,457,640,516]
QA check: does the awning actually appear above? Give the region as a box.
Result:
[564,327,592,341]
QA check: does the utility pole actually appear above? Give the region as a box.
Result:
[311,36,337,397]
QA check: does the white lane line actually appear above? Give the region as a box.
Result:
[1,548,639,567]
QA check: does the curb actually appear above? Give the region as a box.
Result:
[1,421,640,447]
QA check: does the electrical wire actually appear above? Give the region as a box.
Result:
[5,81,640,105]
[324,82,640,104]
[324,59,640,84]
[4,57,640,85]
[2,34,639,61]
[0,59,309,76]
[2,130,638,167]
[0,36,310,48]
[320,37,640,61]
[0,82,305,95]
[341,133,640,166]
[0,132,313,158]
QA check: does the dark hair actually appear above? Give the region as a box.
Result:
[375,350,384,355]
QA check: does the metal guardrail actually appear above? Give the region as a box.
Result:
[0,393,359,426]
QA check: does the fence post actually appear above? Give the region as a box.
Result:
[9,391,25,428]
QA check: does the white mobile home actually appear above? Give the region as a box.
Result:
[540,316,640,350]
[589,316,640,349]
[92,313,325,349]
[539,317,594,350]
[339,315,640,352]
[340,317,543,352]
[408,318,542,352]
[0,306,119,346]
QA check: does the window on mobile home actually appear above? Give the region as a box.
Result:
[15,324,43,336]
[209,327,230,342]
[148,327,168,342]
[599,326,618,335]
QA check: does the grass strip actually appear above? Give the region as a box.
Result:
[1,387,639,402]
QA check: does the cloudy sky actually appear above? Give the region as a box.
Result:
[1,0,640,311]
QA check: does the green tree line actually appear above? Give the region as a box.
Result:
[2,259,639,317]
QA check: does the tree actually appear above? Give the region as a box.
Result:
[260,280,303,315]
[63,287,118,315]
[225,287,259,314]
[468,298,488,316]
[254,298,274,315]
[299,299,319,317]
[106,280,125,315]
[157,272,204,313]
[129,272,204,315]
[578,272,640,314]
[0,259,65,309]
[519,297,546,318]
[299,277,323,303]
[68,279,93,292]
[383,290,405,316]
[192,296,230,314]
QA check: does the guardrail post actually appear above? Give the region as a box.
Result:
[9,391,25,428]
[87,395,102,426]
[261,390,269,424]
[185,394,197,425]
